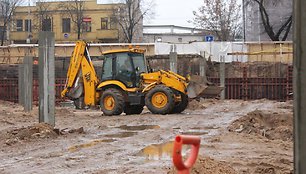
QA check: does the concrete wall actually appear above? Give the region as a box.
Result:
[143,33,205,43]
[244,0,293,41]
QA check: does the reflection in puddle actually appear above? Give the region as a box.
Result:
[117,125,160,131]
[140,141,188,160]
[68,139,116,152]
[104,131,137,138]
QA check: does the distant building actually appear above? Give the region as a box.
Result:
[143,25,213,43]
[9,0,143,43]
[243,0,293,41]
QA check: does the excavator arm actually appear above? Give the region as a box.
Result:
[61,41,99,106]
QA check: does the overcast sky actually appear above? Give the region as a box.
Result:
[97,0,204,27]
[145,0,203,27]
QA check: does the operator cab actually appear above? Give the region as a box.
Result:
[101,49,148,88]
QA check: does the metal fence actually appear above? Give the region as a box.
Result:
[0,66,293,103]
[0,78,67,104]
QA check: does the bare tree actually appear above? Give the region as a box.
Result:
[113,0,154,43]
[192,0,241,41]
[59,0,85,39]
[247,0,292,41]
[33,0,53,32]
[0,0,23,45]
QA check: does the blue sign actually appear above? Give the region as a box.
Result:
[64,33,69,38]
[205,35,214,42]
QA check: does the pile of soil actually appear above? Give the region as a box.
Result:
[2,123,58,145]
[168,156,237,174]
[187,99,218,110]
[228,110,293,141]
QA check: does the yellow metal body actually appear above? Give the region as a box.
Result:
[97,80,137,92]
[61,41,99,106]
[141,70,188,95]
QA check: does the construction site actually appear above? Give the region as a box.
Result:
[0,35,294,174]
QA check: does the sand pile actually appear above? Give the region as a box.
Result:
[187,99,218,110]
[228,110,293,141]
[168,156,237,174]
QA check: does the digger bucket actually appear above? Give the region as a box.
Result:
[187,75,224,99]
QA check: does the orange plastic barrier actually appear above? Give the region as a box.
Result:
[172,135,201,174]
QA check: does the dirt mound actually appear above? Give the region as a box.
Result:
[168,156,237,174]
[228,110,293,141]
[2,123,58,145]
[187,99,218,110]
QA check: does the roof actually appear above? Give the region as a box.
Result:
[102,47,146,55]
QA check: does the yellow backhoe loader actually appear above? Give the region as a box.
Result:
[61,41,222,116]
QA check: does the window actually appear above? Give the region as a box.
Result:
[101,55,113,80]
[83,21,91,32]
[16,19,23,31]
[0,26,6,40]
[42,18,52,31]
[62,18,71,33]
[25,19,32,32]
[101,18,108,29]
[83,17,91,32]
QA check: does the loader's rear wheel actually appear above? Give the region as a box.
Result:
[171,93,188,114]
[124,105,144,115]
[145,85,175,115]
[100,88,124,116]
[73,96,85,109]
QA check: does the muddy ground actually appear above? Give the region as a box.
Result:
[0,99,293,174]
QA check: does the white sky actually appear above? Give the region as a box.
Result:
[145,0,203,27]
[97,0,204,27]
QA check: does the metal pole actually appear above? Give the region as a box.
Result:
[294,0,306,173]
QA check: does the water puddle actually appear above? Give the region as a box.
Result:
[68,139,116,152]
[104,131,137,138]
[140,141,189,160]
[191,126,220,130]
[180,130,208,136]
[117,125,160,131]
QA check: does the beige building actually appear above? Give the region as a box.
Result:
[9,0,142,43]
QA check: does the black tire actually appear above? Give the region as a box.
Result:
[73,96,85,109]
[145,85,175,115]
[171,93,188,114]
[124,105,144,115]
[100,88,125,116]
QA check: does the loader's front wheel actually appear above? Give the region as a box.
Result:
[145,85,175,115]
[100,88,124,116]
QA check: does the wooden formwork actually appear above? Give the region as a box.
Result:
[0,43,155,64]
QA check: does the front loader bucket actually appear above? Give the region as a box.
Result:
[187,75,224,99]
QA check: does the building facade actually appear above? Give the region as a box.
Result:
[243,0,293,41]
[9,0,143,43]
[143,25,212,43]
